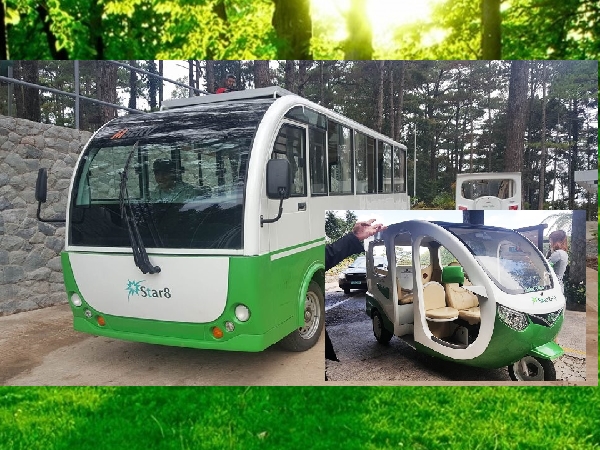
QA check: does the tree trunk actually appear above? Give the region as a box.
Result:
[569,98,579,210]
[158,60,164,104]
[205,60,215,93]
[272,0,312,59]
[538,62,548,209]
[97,61,118,124]
[344,0,373,59]
[481,0,501,59]
[375,61,385,133]
[188,60,194,96]
[88,0,104,58]
[505,61,529,203]
[14,61,41,122]
[394,61,405,141]
[253,60,271,87]
[35,4,68,59]
[570,210,586,285]
[128,60,137,109]
[0,0,7,59]
[389,66,395,140]
[284,60,296,93]
[297,60,311,96]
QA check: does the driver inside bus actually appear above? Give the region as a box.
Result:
[151,159,198,203]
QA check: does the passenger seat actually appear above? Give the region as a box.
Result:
[422,281,459,321]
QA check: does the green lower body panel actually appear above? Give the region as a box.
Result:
[415,314,564,369]
[62,241,325,352]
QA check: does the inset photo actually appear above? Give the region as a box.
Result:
[325,210,593,385]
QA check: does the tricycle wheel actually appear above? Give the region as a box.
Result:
[508,356,557,381]
[372,310,393,345]
[278,281,324,352]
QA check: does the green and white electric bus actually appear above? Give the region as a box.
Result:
[36,87,410,352]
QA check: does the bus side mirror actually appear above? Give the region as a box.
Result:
[266,159,291,200]
[35,168,66,223]
[35,168,48,203]
[261,159,291,227]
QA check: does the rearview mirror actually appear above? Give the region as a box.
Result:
[35,168,48,203]
[266,159,291,200]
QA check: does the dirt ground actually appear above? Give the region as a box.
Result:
[0,305,326,386]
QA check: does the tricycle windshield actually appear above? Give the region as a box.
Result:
[446,225,553,295]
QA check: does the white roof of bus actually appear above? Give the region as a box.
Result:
[161,86,294,110]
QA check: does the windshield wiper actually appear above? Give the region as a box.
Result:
[119,143,161,274]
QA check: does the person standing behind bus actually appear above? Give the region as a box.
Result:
[216,74,237,93]
[547,229,569,293]
[325,219,386,363]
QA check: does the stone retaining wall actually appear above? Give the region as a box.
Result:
[0,115,92,315]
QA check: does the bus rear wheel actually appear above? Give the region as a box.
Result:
[508,356,556,381]
[278,281,324,352]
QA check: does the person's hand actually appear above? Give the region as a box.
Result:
[352,219,386,241]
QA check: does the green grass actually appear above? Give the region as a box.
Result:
[0,386,599,449]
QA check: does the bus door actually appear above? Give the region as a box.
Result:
[268,121,310,252]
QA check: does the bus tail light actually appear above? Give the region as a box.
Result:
[235,305,250,322]
[458,205,467,211]
[212,327,224,339]
[509,205,519,210]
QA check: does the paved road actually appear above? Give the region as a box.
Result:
[1,304,325,386]
[325,272,591,385]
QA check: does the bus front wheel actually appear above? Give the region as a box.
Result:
[508,356,557,381]
[278,281,324,352]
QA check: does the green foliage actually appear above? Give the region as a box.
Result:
[4,0,599,59]
[563,278,586,306]
[325,210,357,243]
[0,386,599,449]
[431,192,455,210]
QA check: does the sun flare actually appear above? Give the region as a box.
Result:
[311,0,442,56]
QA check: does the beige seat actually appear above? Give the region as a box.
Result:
[423,281,458,321]
[444,265,481,325]
[397,265,433,305]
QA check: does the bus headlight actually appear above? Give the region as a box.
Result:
[71,293,82,307]
[498,304,528,331]
[225,321,235,332]
[235,305,250,322]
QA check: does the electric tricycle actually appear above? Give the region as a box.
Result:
[365,220,565,381]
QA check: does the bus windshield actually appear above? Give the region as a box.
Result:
[445,225,553,295]
[69,100,273,250]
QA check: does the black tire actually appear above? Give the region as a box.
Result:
[278,281,324,352]
[372,310,393,345]
[508,356,557,381]
[343,288,350,295]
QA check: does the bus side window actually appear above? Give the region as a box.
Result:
[393,146,406,193]
[309,128,327,195]
[377,141,392,194]
[272,124,306,197]
[355,131,376,194]
[328,121,353,195]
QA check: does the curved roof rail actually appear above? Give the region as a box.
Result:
[161,86,294,110]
